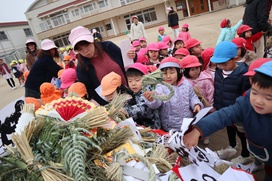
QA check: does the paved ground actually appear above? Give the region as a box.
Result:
[0,5,266,180]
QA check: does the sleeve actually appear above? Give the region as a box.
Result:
[141,23,147,38]
[168,15,172,27]
[189,83,203,109]
[233,19,243,31]
[144,84,166,109]
[131,24,135,40]
[251,32,263,42]
[241,73,251,93]
[256,1,270,32]
[216,29,226,45]
[204,79,214,106]
[125,98,150,120]
[25,54,34,70]
[47,58,62,78]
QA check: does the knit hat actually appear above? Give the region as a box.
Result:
[101,72,122,96]
[126,62,149,75]
[180,55,202,68]
[211,41,238,63]
[136,53,149,64]
[60,68,77,89]
[68,82,87,98]
[201,48,214,70]
[68,26,94,49]
[174,48,190,56]
[244,58,271,76]
[40,83,62,104]
[157,42,169,50]
[185,38,201,49]
[132,40,141,47]
[25,97,42,112]
[182,23,189,28]
[159,57,180,69]
[220,18,228,28]
[231,37,247,48]
[237,25,252,36]
[63,55,71,61]
[147,43,159,51]
[254,61,272,77]
[162,35,172,44]
[41,39,58,51]
[158,26,164,31]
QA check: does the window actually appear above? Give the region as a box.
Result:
[53,33,69,48]
[120,0,138,5]
[105,23,112,30]
[0,31,8,41]
[23,28,33,37]
[51,13,65,26]
[142,8,157,23]
[46,19,53,29]
[92,26,104,33]
[64,13,70,23]
[98,0,108,8]
[72,9,79,17]
[80,3,97,14]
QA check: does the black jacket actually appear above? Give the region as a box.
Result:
[168,11,179,27]
[243,0,270,35]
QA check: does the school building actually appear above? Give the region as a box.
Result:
[25,0,245,48]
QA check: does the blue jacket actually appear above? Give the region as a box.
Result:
[196,90,272,166]
[213,62,250,110]
[216,19,243,45]
[76,41,127,105]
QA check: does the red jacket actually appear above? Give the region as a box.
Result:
[245,32,263,51]
[0,63,11,75]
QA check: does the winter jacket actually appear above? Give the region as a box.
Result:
[0,63,11,75]
[157,34,167,42]
[244,32,263,51]
[25,55,62,93]
[213,62,250,110]
[145,77,203,131]
[131,22,147,41]
[19,63,28,73]
[178,31,191,43]
[76,41,127,106]
[196,90,272,167]
[11,66,22,78]
[26,49,40,70]
[186,72,214,107]
[168,11,179,28]
[243,0,269,35]
[125,90,161,129]
[216,19,243,45]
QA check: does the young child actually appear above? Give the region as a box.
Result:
[40,82,62,104]
[185,38,204,66]
[173,48,190,61]
[18,59,28,74]
[162,35,173,56]
[178,23,191,43]
[157,26,167,42]
[266,36,272,58]
[184,61,272,181]
[60,68,77,97]
[237,24,263,52]
[216,18,243,45]
[10,61,24,87]
[143,57,203,132]
[210,41,251,161]
[146,43,160,67]
[172,37,185,55]
[124,63,160,129]
[139,37,147,48]
[0,58,16,89]
[132,40,141,52]
[201,48,216,79]
[157,41,169,62]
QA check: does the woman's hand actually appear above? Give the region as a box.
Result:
[183,128,201,150]
[143,91,154,102]
[193,104,201,113]
[127,49,136,59]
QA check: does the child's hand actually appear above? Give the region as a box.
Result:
[183,128,201,149]
[193,104,201,113]
[127,49,136,59]
[143,91,154,102]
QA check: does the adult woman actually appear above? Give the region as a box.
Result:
[0,58,16,89]
[25,39,62,98]
[25,39,41,70]
[68,26,128,105]
[167,7,179,39]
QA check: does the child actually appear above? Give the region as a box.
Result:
[63,55,76,69]
[178,23,191,43]
[184,61,272,181]
[157,41,169,62]
[0,58,16,89]
[157,26,167,42]
[173,48,190,61]
[60,68,77,97]
[124,63,160,129]
[201,48,216,79]
[237,24,263,52]
[211,41,251,161]
[185,38,204,66]
[40,82,62,104]
[10,61,24,87]
[162,35,173,56]
[139,37,147,48]
[146,43,160,67]
[216,18,243,45]
[132,40,141,52]
[143,57,203,132]
[18,59,28,74]
[266,36,272,58]
[172,37,185,55]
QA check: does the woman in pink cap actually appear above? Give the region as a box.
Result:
[25,39,62,98]
[25,38,41,70]
[68,26,129,105]
[178,23,191,43]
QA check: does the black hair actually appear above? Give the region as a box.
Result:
[227,19,231,27]
[26,42,37,53]
[161,67,183,82]
[240,47,247,57]
[126,68,144,77]
[116,84,133,95]
[183,27,189,32]
[183,67,201,79]
[252,72,272,89]
[37,48,59,58]
[240,32,246,39]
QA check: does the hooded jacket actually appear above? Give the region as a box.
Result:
[168,10,179,28]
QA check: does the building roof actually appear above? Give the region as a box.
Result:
[37,0,86,18]
[0,21,29,27]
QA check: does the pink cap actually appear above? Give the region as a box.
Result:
[138,48,147,55]
[60,68,77,89]
[180,55,202,68]
[41,39,58,51]
[185,38,201,49]
[136,53,149,64]
[174,37,184,44]
[162,35,172,44]
[139,37,146,42]
[25,39,36,45]
[158,26,164,31]
[231,37,246,48]
[132,16,138,20]
[159,57,180,69]
[174,48,190,56]
[147,43,159,51]
[68,26,94,49]
[182,23,189,28]
[244,58,271,76]
[157,42,169,50]
[126,62,149,75]
[132,40,141,47]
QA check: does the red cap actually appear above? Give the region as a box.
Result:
[180,55,202,68]
[231,37,247,48]
[174,48,190,56]
[201,48,214,70]
[185,38,201,49]
[237,25,252,36]
[147,65,158,72]
[244,58,271,76]
[162,35,172,44]
[220,19,228,28]
[158,26,164,31]
[157,42,169,50]
[182,23,189,28]
[126,62,149,75]
[159,57,180,69]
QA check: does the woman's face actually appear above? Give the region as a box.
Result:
[49,49,56,57]
[27,43,35,51]
[0,59,3,65]
[76,43,95,58]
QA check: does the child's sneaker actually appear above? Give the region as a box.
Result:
[11,86,17,90]
[203,137,210,145]
[231,155,254,164]
[216,146,237,159]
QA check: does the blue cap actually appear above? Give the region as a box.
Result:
[211,41,238,63]
[254,61,272,77]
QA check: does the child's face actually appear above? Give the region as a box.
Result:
[105,91,117,102]
[63,60,69,65]
[159,30,165,35]
[189,67,201,79]
[174,54,186,60]
[127,75,143,93]
[140,41,147,48]
[217,59,237,71]
[160,49,168,56]
[148,50,159,61]
[191,44,203,57]
[175,41,184,49]
[245,31,252,38]
[250,83,272,115]
[162,67,178,86]
[134,45,141,51]
[182,27,187,32]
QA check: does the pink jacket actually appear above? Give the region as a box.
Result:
[0,63,11,75]
[186,71,214,106]
[19,63,28,73]
[178,31,191,42]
